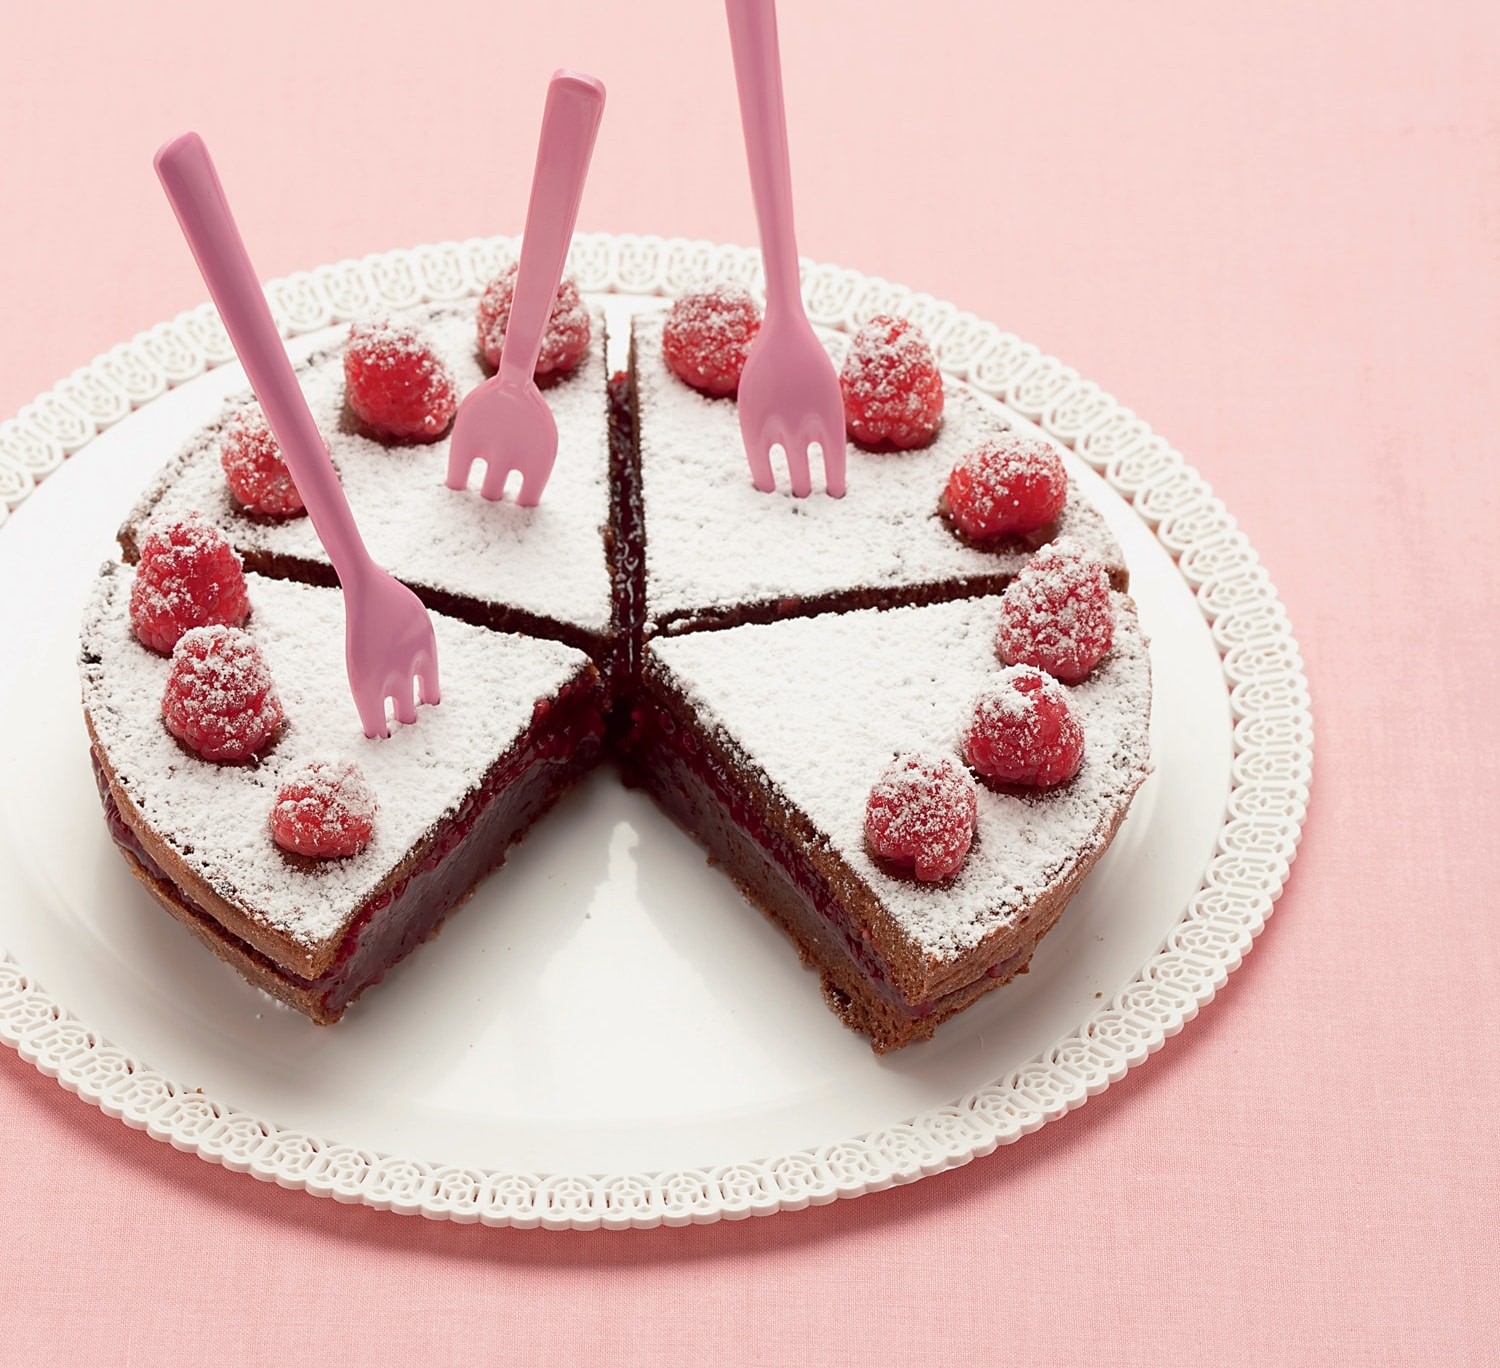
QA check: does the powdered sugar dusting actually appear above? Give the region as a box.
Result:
[82,562,590,951]
[667,279,758,335]
[348,314,434,356]
[127,303,613,635]
[650,593,1151,960]
[969,668,1041,721]
[632,310,1125,630]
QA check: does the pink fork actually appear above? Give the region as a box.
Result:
[155,132,440,739]
[446,71,606,506]
[725,0,846,499]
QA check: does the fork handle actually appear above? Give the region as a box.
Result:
[499,71,606,387]
[155,132,371,585]
[725,0,804,317]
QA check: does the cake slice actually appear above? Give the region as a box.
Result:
[627,308,1128,638]
[627,594,1152,1052]
[119,301,619,662]
[81,562,606,1022]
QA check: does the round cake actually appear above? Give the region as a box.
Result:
[81,269,1152,1052]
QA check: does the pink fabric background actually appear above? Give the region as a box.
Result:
[2,0,1496,1361]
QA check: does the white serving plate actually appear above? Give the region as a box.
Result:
[0,236,1311,1228]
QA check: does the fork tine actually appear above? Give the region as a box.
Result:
[785,442,812,499]
[445,436,477,491]
[354,687,390,741]
[517,464,552,508]
[818,430,847,499]
[390,678,418,727]
[764,420,796,491]
[480,459,515,502]
[414,653,441,707]
[745,439,776,493]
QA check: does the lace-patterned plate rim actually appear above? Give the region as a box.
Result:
[0,234,1312,1230]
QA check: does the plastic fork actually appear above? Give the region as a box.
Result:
[725,0,846,499]
[446,71,606,506]
[155,131,440,739]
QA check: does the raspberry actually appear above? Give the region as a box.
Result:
[864,753,978,882]
[219,406,305,518]
[270,759,377,859]
[945,435,1068,540]
[661,282,761,396]
[343,317,458,442]
[961,666,1084,788]
[477,265,591,376]
[839,314,944,449]
[129,512,251,655]
[161,625,283,762]
[998,538,1115,684]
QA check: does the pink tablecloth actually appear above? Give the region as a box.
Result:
[1,1,1496,1361]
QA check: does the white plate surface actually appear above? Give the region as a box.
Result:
[0,238,1310,1227]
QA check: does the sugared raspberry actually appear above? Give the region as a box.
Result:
[477,265,591,376]
[129,513,251,655]
[962,666,1084,788]
[945,435,1068,540]
[998,538,1115,684]
[343,317,458,442]
[839,314,944,449]
[270,759,377,859]
[865,753,978,882]
[219,406,305,518]
[161,625,283,762]
[661,282,761,396]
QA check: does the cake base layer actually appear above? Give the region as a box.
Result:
[90,671,607,1024]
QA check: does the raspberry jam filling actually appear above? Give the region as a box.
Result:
[606,369,645,706]
[92,676,605,1016]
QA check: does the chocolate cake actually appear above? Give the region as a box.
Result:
[627,595,1151,1052]
[83,289,1153,1049]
